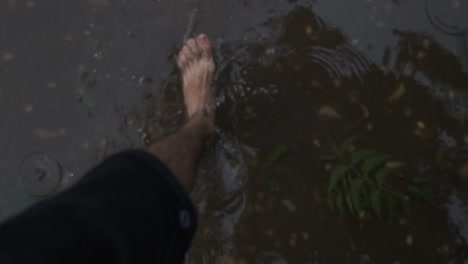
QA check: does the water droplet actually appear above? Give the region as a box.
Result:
[18,153,62,197]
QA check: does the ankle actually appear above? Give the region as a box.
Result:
[186,112,216,136]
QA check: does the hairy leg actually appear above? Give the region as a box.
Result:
[147,34,215,191]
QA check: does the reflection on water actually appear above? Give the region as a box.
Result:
[1,0,468,263]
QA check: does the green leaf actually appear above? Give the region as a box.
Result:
[336,193,344,214]
[407,185,434,205]
[350,178,364,212]
[337,135,359,155]
[264,145,287,166]
[386,195,398,223]
[328,165,349,193]
[350,149,379,165]
[362,154,392,175]
[371,190,382,218]
[375,167,392,186]
[346,193,354,215]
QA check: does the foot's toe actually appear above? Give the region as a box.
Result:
[177,52,187,69]
[187,38,200,55]
[196,34,212,57]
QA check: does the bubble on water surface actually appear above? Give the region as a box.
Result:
[18,153,62,197]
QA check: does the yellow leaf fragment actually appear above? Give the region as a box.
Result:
[388,84,406,103]
[405,235,413,246]
[36,128,66,139]
[416,50,426,60]
[289,238,297,247]
[319,105,342,119]
[386,161,405,169]
[282,200,297,212]
[332,78,341,88]
[417,121,426,129]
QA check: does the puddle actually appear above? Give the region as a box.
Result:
[0,0,468,262]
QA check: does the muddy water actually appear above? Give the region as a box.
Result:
[1,0,468,263]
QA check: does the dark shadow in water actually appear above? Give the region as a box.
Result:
[183,5,468,264]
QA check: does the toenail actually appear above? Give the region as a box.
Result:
[197,34,207,42]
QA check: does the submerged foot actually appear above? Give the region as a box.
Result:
[177,34,215,123]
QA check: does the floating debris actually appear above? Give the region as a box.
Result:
[36,128,66,139]
[416,50,427,60]
[386,161,405,169]
[48,82,57,89]
[282,200,297,212]
[332,78,342,88]
[405,235,413,246]
[319,105,342,119]
[388,84,406,103]
[305,25,313,35]
[24,105,34,113]
[404,107,413,117]
[289,238,297,247]
[2,53,14,62]
[26,1,35,8]
[417,121,426,129]
[82,142,91,150]
[264,145,287,166]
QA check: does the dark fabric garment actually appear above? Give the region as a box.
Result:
[0,150,197,264]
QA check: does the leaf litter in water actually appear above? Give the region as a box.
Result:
[36,128,66,139]
[264,144,287,166]
[388,83,406,103]
[318,105,342,119]
[282,200,297,212]
[385,161,405,169]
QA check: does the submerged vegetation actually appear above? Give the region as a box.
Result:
[321,136,435,222]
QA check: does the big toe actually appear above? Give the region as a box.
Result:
[196,34,212,56]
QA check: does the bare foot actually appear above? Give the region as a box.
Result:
[177,34,215,123]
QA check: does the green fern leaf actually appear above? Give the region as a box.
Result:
[328,165,348,193]
[350,149,379,165]
[346,193,354,215]
[350,178,364,212]
[362,154,392,175]
[337,135,359,155]
[375,167,392,186]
